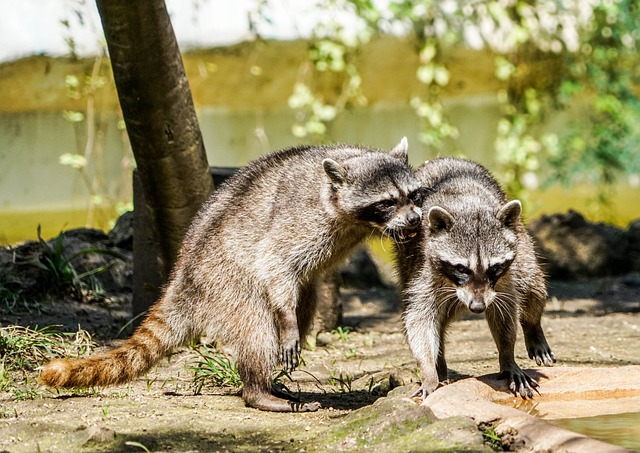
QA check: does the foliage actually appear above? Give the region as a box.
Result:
[0,325,94,373]
[24,226,126,301]
[548,0,640,212]
[59,55,134,228]
[54,1,639,214]
[479,422,504,451]
[276,0,640,209]
[287,0,371,140]
[0,325,94,399]
[189,344,242,393]
[59,4,135,229]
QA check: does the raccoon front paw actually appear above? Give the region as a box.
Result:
[279,339,301,372]
[527,344,556,367]
[498,368,539,399]
[411,380,444,401]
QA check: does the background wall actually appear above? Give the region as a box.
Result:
[0,38,638,244]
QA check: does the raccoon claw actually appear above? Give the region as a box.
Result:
[411,381,443,401]
[498,369,539,399]
[528,346,556,367]
[280,340,301,372]
[291,401,321,412]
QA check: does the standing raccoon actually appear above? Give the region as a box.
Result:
[41,139,426,412]
[396,157,555,399]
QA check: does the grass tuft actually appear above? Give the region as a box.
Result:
[0,325,95,399]
[189,344,241,394]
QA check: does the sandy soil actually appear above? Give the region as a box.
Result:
[0,276,639,452]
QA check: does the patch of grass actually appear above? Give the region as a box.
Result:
[479,422,504,451]
[23,226,126,301]
[332,326,352,342]
[0,325,95,399]
[328,369,354,393]
[0,405,17,419]
[189,345,241,394]
[0,325,94,372]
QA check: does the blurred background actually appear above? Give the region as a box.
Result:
[1,0,639,245]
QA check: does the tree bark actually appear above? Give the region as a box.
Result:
[96,1,214,284]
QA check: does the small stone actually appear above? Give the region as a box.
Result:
[81,425,116,445]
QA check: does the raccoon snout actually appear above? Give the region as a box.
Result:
[456,287,488,313]
[406,210,421,226]
[468,300,486,314]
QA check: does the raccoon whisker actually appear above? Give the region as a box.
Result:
[433,290,460,316]
[492,294,515,323]
[494,290,517,304]
[434,286,457,296]
[378,232,389,252]
[446,298,463,318]
[491,298,508,323]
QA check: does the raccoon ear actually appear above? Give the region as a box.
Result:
[389,137,409,163]
[497,200,522,229]
[428,206,454,232]
[323,158,348,186]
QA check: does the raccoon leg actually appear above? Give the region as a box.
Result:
[241,369,321,412]
[297,277,322,343]
[266,281,302,373]
[237,308,320,413]
[403,307,442,399]
[486,304,538,399]
[275,305,301,372]
[517,239,556,366]
[520,286,556,367]
[436,314,457,384]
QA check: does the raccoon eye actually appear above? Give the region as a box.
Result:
[487,260,512,284]
[439,260,471,286]
[408,187,433,205]
[373,199,396,210]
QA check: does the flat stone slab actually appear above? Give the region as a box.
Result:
[424,365,640,452]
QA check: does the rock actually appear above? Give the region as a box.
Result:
[80,425,116,446]
[319,386,487,452]
[0,226,132,300]
[528,211,631,279]
[627,219,640,273]
[338,247,388,289]
[108,211,133,251]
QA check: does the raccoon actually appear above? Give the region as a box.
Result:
[396,157,555,399]
[41,138,426,412]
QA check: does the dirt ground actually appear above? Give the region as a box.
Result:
[1,275,639,452]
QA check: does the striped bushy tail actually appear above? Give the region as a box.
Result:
[40,307,185,389]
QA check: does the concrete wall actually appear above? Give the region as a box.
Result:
[0,37,637,243]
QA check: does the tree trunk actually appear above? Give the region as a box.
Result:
[96,0,214,311]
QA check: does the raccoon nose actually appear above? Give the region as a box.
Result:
[407,211,421,226]
[469,300,486,314]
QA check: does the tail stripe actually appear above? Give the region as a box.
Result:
[40,306,184,389]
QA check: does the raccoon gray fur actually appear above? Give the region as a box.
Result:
[396,157,555,400]
[41,138,426,412]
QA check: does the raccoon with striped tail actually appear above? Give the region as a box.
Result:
[41,138,427,412]
[395,157,555,400]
